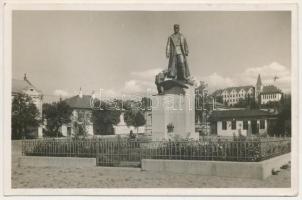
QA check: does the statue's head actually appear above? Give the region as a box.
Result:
[173,24,180,33]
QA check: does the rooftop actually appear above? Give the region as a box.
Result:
[262,85,282,94]
[12,77,42,94]
[209,109,274,121]
[212,85,254,96]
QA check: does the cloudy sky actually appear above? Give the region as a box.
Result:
[12,11,291,101]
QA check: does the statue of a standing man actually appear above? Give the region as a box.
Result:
[166,24,191,82]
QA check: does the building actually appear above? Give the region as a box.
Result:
[213,86,255,106]
[209,109,277,136]
[61,90,150,137]
[213,74,283,106]
[259,85,283,105]
[12,74,43,138]
[61,90,94,137]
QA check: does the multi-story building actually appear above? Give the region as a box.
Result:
[61,90,94,137]
[213,74,283,106]
[213,86,255,106]
[12,74,43,138]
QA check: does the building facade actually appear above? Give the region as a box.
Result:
[213,86,255,106]
[61,92,94,137]
[260,85,283,104]
[209,109,277,136]
[213,74,283,106]
[12,74,43,138]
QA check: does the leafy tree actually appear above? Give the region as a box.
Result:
[195,81,209,123]
[141,97,152,111]
[215,95,223,104]
[12,93,40,139]
[272,94,291,136]
[233,95,258,109]
[92,101,121,135]
[43,101,72,137]
[124,110,146,133]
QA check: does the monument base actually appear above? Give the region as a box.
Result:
[151,83,198,141]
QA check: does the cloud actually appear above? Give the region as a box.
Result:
[123,80,143,94]
[240,62,291,92]
[130,68,162,80]
[99,89,121,98]
[123,79,155,95]
[53,89,69,97]
[120,68,162,95]
[202,73,237,91]
[201,62,291,93]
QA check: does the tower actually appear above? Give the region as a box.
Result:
[255,74,263,103]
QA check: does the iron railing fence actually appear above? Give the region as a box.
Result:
[21,136,291,167]
[95,137,291,166]
[22,137,129,157]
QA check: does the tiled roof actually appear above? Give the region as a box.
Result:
[12,78,42,94]
[212,86,254,96]
[209,109,274,121]
[261,85,282,94]
[64,95,93,109]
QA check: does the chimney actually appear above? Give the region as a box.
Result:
[79,87,83,98]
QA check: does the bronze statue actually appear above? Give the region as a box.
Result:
[155,70,168,94]
[166,24,191,81]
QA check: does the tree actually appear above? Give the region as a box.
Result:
[195,81,208,123]
[124,110,146,133]
[12,93,40,139]
[215,95,223,104]
[43,101,72,137]
[271,94,291,136]
[92,101,121,135]
[141,97,152,111]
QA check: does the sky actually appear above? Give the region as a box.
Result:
[12,11,291,102]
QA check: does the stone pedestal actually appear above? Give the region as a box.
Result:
[151,83,198,141]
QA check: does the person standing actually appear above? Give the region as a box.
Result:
[166,24,191,81]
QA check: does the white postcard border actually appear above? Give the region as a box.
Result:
[2,0,300,197]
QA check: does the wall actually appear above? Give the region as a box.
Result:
[19,156,96,168]
[142,153,290,180]
[261,93,282,104]
[216,119,267,136]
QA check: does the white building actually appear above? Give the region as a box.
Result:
[213,86,255,106]
[12,74,43,138]
[61,91,94,137]
[260,85,283,104]
[213,74,283,106]
[209,109,277,136]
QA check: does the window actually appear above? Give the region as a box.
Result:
[231,120,236,130]
[222,121,227,130]
[243,120,248,130]
[260,120,265,129]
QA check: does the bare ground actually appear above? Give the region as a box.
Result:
[11,141,291,188]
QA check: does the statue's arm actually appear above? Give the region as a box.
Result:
[184,37,189,56]
[166,37,170,58]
